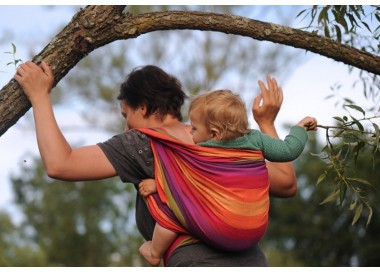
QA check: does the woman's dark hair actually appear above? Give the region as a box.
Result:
[118,65,187,121]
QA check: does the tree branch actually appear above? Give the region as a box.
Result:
[1,5,379,136]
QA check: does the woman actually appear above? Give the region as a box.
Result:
[15,61,296,266]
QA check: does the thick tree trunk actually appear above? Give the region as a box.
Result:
[1,5,379,136]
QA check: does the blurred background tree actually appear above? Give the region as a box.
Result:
[0,5,379,266]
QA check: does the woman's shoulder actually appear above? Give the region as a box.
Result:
[99,130,150,150]
[122,129,150,142]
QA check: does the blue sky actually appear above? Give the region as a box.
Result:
[0,5,374,218]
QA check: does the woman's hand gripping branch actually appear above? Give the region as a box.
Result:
[15,61,54,105]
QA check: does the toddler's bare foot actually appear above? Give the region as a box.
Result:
[139,241,161,266]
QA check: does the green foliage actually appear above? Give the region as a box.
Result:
[297,5,380,50]
[264,133,380,266]
[295,5,380,228]
[1,43,22,73]
[297,5,380,108]
[4,43,23,69]
[315,105,379,226]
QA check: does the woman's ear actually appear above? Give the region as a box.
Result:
[139,104,147,117]
[211,128,221,140]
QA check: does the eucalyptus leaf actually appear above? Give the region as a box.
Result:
[344,104,365,116]
[320,188,340,205]
[317,172,327,185]
[352,203,363,225]
[333,116,345,123]
[366,206,373,227]
[347,177,373,187]
[349,198,357,210]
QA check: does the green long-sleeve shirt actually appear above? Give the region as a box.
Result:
[198,126,308,162]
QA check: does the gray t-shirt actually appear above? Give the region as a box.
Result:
[97,129,267,266]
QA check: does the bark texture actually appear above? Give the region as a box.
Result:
[1,5,379,136]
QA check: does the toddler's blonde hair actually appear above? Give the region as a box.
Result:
[189,89,250,141]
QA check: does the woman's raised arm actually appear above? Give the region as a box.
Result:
[14,61,116,181]
[252,75,297,197]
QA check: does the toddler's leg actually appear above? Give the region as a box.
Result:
[139,223,177,266]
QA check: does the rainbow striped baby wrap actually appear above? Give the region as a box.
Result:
[137,128,269,265]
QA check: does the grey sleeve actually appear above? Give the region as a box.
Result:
[97,130,155,185]
[98,130,157,241]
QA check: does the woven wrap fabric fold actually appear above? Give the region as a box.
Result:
[137,128,269,264]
